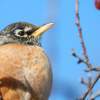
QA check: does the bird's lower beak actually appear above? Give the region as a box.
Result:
[32,23,54,38]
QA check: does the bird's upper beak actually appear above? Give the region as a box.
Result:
[32,23,54,38]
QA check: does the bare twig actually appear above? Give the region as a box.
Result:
[72,50,92,68]
[80,74,100,100]
[85,67,100,72]
[90,90,100,100]
[81,77,89,86]
[72,50,100,72]
[75,0,92,69]
[74,0,100,100]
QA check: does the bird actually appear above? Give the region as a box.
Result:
[0,22,54,100]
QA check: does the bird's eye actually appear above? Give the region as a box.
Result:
[14,29,25,37]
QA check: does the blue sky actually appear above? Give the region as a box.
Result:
[0,0,100,100]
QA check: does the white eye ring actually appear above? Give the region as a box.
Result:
[14,29,27,37]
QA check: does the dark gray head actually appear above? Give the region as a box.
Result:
[0,22,53,46]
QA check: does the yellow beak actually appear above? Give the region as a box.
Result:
[32,23,54,38]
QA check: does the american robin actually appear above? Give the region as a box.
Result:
[0,22,53,100]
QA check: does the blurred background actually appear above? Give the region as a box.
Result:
[0,0,100,100]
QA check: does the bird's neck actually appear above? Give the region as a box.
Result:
[0,36,41,46]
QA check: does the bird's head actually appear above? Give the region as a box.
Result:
[0,22,54,46]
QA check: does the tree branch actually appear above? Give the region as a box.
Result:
[75,0,92,69]
[80,74,100,100]
[74,0,100,100]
